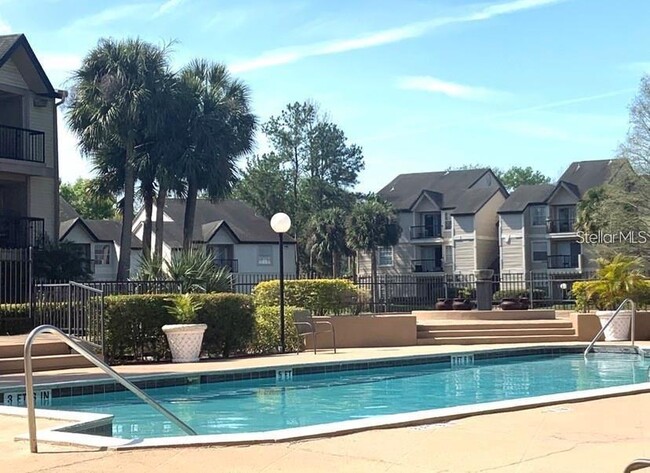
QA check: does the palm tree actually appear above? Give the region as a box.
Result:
[176,60,256,249]
[306,208,349,277]
[67,38,172,279]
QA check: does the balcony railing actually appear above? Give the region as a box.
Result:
[547,254,579,269]
[412,259,443,273]
[0,217,45,248]
[0,124,45,163]
[214,258,238,273]
[410,224,442,239]
[546,218,576,233]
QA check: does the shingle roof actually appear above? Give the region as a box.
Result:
[161,199,295,247]
[84,220,142,249]
[0,34,21,61]
[558,159,628,196]
[59,197,80,222]
[379,168,501,212]
[498,184,556,213]
[0,34,58,97]
[59,218,77,239]
[451,187,505,215]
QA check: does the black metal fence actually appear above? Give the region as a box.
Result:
[0,124,45,163]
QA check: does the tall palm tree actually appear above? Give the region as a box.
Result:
[176,60,256,249]
[67,38,171,279]
[306,208,349,277]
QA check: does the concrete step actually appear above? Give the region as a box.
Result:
[417,321,573,331]
[417,327,577,338]
[417,334,579,345]
[0,354,94,375]
[0,341,71,359]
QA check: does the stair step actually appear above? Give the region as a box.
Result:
[417,321,573,331]
[417,334,579,345]
[0,341,71,359]
[0,354,94,375]
[418,328,576,338]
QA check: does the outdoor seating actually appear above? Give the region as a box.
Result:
[293,311,337,354]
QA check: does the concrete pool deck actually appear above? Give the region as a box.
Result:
[1,342,650,471]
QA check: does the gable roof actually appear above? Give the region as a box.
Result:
[0,34,59,97]
[498,184,556,213]
[60,217,142,249]
[379,168,504,213]
[161,199,296,247]
[451,187,506,215]
[59,197,80,222]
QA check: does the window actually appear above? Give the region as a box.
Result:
[444,245,453,264]
[94,244,111,265]
[531,205,547,226]
[378,246,393,267]
[532,241,547,262]
[444,212,452,230]
[257,245,272,265]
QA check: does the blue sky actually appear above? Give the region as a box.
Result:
[2,0,649,192]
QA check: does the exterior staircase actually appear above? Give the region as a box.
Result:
[0,335,93,374]
[417,319,578,345]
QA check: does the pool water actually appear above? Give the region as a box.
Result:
[50,352,650,439]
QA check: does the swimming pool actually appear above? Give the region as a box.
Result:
[12,346,648,442]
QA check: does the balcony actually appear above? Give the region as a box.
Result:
[0,124,45,163]
[214,258,238,273]
[410,224,442,239]
[547,254,579,269]
[0,217,45,248]
[546,218,576,233]
[412,259,443,273]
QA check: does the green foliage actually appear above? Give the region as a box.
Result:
[166,294,202,324]
[253,278,365,316]
[60,178,117,219]
[346,195,401,253]
[498,166,551,191]
[163,248,233,293]
[579,255,648,310]
[571,281,590,312]
[33,240,92,281]
[306,208,349,277]
[0,304,32,335]
[249,305,300,354]
[104,293,254,361]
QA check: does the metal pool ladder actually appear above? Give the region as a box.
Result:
[583,299,642,358]
[23,325,197,453]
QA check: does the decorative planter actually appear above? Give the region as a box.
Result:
[596,310,632,341]
[162,324,207,362]
[435,298,453,310]
[500,298,519,310]
[518,297,530,310]
[452,298,472,310]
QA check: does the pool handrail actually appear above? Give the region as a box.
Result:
[24,325,197,453]
[583,298,638,358]
[624,459,650,472]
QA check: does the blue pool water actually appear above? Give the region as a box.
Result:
[49,352,650,439]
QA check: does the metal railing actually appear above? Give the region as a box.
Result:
[410,224,442,239]
[583,299,638,357]
[546,218,576,233]
[0,124,45,163]
[547,254,579,269]
[0,217,45,248]
[411,259,443,273]
[24,325,197,452]
[214,258,238,273]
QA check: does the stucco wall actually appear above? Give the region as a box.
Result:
[303,315,417,349]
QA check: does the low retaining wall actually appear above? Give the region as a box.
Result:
[304,315,417,349]
[413,309,556,321]
[570,311,650,341]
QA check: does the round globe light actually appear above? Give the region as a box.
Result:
[270,212,292,234]
[560,283,568,290]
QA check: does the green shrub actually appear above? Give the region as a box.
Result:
[0,303,32,335]
[166,294,202,323]
[249,305,300,354]
[492,289,546,301]
[104,293,254,361]
[573,279,650,312]
[196,293,254,358]
[253,279,365,316]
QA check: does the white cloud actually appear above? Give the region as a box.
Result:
[229,0,566,73]
[0,16,11,34]
[397,76,506,101]
[37,53,82,87]
[62,3,154,31]
[154,0,186,17]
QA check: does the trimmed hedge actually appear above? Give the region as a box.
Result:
[253,279,366,316]
[249,305,300,354]
[0,303,32,335]
[104,293,254,361]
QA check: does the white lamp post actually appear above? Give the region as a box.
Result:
[270,212,291,353]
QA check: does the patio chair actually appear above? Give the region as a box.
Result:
[293,310,336,354]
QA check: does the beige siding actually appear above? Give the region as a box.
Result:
[524,206,547,236]
[29,99,55,168]
[356,244,410,276]
[453,215,474,235]
[500,213,523,233]
[411,197,439,213]
[28,176,56,239]
[454,239,474,273]
[397,212,412,243]
[501,237,524,272]
[0,59,28,89]
[548,186,578,206]
[474,192,504,270]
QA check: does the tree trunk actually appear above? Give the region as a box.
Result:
[332,250,340,278]
[142,181,154,259]
[370,248,377,311]
[292,145,300,277]
[183,178,198,250]
[154,180,167,259]
[116,147,135,280]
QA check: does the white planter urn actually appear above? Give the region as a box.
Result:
[162,324,207,363]
[596,310,632,341]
